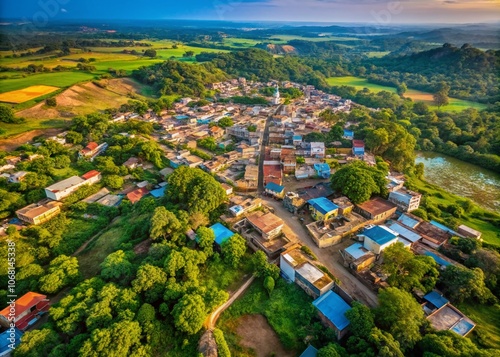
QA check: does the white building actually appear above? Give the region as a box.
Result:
[44,170,101,201]
[388,188,422,212]
[358,225,399,255]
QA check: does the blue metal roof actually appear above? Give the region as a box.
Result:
[353,147,365,155]
[398,214,420,229]
[424,251,451,267]
[299,345,318,357]
[424,291,449,309]
[343,129,354,137]
[210,223,235,245]
[430,220,460,236]
[293,135,302,140]
[265,182,285,193]
[150,186,166,198]
[388,223,421,243]
[363,226,398,245]
[0,328,22,354]
[313,163,330,172]
[313,290,351,330]
[308,197,338,215]
[344,243,370,260]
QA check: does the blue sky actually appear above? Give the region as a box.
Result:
[1,0,499,23]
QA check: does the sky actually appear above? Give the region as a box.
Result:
[1,0,500,24]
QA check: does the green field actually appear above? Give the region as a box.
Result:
[0,72,96,93]
[269,34,360,42]
[457,302,500,349]
[327,76,487,111]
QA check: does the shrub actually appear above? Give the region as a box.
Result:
[213,328,231,357]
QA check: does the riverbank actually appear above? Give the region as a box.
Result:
[407,175,500,248]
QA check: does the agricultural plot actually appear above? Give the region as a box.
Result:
[0,85,59,103]
[327,76,487,111]
[0,72,96,93]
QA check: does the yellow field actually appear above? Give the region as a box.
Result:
[0,85,59,103]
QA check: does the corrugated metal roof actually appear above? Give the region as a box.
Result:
[424,291,449,309]
[308,197,338,215]
[398,213,421,229]
[313,291,351,330]
[210,223,235,245]
[388,223,421,243]
[344,243,370,260]
[362,225,398,245]
[265,182,285,193]
[299,345,318,357]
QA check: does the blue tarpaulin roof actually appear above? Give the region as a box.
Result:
[313,291,351,330]
[424,291,449,309]
[150,186,166,198]
[265,182,285,193]
[362,225,398,245]
[210,223,235,246]
[308,197,338,215]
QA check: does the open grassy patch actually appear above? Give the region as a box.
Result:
[0,72,96,93]
[327,76,487,112]
[456,302,500,349]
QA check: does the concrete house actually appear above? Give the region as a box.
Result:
[0,292,50,331]
[247,211,284,240]
[313,291,352,340]
[388,188,422,212]
[265,182,285,199]
[352,140,365,157]
[355,197,397,223]
[44,170,101,201]
[358,225,399,255]
[308,197,339,222]
[310,142,325,158]
[16,199,63,226]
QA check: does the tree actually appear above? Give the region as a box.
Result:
[304,132,325,143]
[251,250,280,280]
[345,301,375,338]
[222,234,246,267]
[218,116,234,128]
[439,265,496,304]
[136,303,156,325]
[172,294,206,335]
[263,276,275,296]
[102,175,124,190]
[143,49,157,57]
[131,264,167,293]
[100,250,133,281]
[396,83,407,97]
[318,343,347,357]
[79,321,142,357]
[183,50,195,58]
[366,128,389,155]
[196,226,215,257]
[39,255,80,294]
[12,328,61,357]
[65,131,83,144]
[45,97,57,107]
[330,161,387,204]
[419,331,499,357]
[189,211,209,231]
[150,206,183,241]
[327,125,344,143]
[375,287,425,351]
[167,167,226,215]
[0,104,17,123]
[381,242,439,293]
[433,81,450,108]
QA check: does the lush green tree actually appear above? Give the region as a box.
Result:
[172,294,206,335]
[345,301,375,338]
[102,175,124,190]
[12,328,61,357]
[381,242,439,293]
[189,212,209,231]
[304,132,325,143]
[263,276,275,296]
[366,128,389,155]
[150,206,183,241]
[433,81,450,108]
[143,49,157,57]
[330,161,387,204]
[347,328,404,357]
[375,287,425,351]
[39,255,80,294]
[419,331,499,357]
[396,83,407,97]
[167,167,226,214]
[213,328,231,357]
[136,303,156,325]
[131,264,167,293]
[196,226,215,257]
[222,234,246,268]
[327,125,344,143]
[251,250,280,280]
[318,343,348,357]
[100,250,134,281]
[45,97,57,107]
[218,117,234,128]
[439,265,496,304]
[0,104,18,123]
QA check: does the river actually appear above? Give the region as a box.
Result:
[415,152,500,213]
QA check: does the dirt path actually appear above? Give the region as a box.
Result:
[72,216,121,257]
[0,128,64,151]
[262,197,379,308]
[235,314,294,357]
[205,275,255,329]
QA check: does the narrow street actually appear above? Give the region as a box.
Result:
[262,197,379,308]
[258,104,282,193]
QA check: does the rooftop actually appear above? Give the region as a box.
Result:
[16,200,62,219]
[0,292,47,319]
[299,345,318,357]
[424,291,449,310]
[45,176,85,193]
[126,187,149,204]
[81,170,100,180]
[313,290,351,330]
[344,242,371,260]
[388,222,422,243]
[247,211,284,234]
[265,182,285,193]
[398,213,423,229]
[356,197,396,217]
[362,225,398,245]
[210,222,235,245]
[308,197,339,215]
[296,262,333,290]
[352,140,364,147]
[427,305,475,337]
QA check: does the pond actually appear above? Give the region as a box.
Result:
[415,152,500,212]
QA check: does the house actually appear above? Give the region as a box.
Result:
[415,221,451,249]
[159,167,174,178]
[343,129,354,140]
[358,225,399,255]
[126,187,150,204]
[388,222,422,247]
[209,126,225,139]
[210,222,235,246]
[44,171,102,201]
[221,183,233,196]
[310,142,325,158]
[352,140,365,156]
[308,197,339,222]
[423,291,475,337]
[0,292,50,331]
[342,242,376,271]
[123,157,141,170]
[293,135,303,146]
[280,244,335,298]
[265,182,285,199]
[263,164,283,186]
[332,196,354,216]
[4,156,21,165]
[397,212,422,229]
[313,291,352,340]
[79,142,108,161]
[16,199,63,225]
[150,186,166,198]
[295,165,316,180]
[388,188,422,212]
[8,171,28,183]
[313,163,331,179]
[283,192,306,214]
[457,225,482,239]
[83,188,111,204]
[0,327,22,357]
[96,194,123,207]
[355,197,397,223]
[299,345,318,357]
[247,211,284,240]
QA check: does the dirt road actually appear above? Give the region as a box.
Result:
[262,197,379,307]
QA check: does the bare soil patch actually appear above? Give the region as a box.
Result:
[235,314,294,357]
[0,128,64,151]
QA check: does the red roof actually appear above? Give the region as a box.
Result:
[81,170,101,180]
[0,292,47,320]
[263,164,282,186]
[353,140,365,148]
[126,187,150,204]
[86,142,99,151]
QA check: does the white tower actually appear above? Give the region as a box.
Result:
[273,84,280,105]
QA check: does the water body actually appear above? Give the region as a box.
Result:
[415,152,500,213]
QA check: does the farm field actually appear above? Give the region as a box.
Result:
[0,72,96,93]
[0,85,59,103]
[327,76,487,111]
